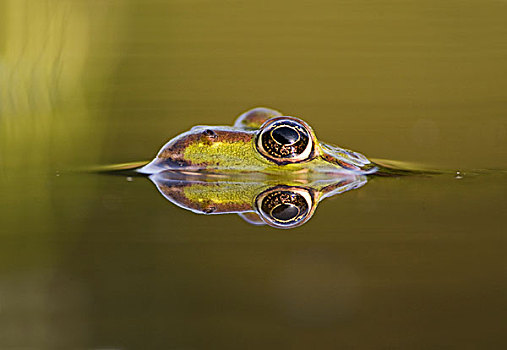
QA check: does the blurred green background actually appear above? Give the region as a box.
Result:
[0,0,506,348]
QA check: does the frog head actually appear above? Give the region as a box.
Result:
[138,107,377,176]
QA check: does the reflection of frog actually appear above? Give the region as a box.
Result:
[149,171,367,229]
[138,107,378,175]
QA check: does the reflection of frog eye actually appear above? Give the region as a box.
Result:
[255,186,314,228]
[257,118,314,164]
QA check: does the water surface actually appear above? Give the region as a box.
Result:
[0,0,506,348]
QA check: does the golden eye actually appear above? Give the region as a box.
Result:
[256,117,314,164]
[255,186,314,228]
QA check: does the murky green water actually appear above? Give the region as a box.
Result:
[1,0,506,348]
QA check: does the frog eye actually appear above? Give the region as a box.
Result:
[255,186,314,228]
[256,117,315,164]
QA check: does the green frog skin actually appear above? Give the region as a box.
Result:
[137,107,379,176]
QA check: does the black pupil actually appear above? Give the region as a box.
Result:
[271,203,300,222]
[272,126,299,145]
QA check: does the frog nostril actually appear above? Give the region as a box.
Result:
[203,206,216,214]
[203,129,217,139]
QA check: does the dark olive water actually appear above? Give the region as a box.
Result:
[1,0,506,348]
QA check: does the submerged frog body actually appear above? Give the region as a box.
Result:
[138,107,378,176]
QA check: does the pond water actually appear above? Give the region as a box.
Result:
[0,0,506,348]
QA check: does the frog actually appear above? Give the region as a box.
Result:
[136,107,383,176]
[95,107,439,228]
[149,170,367,229]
